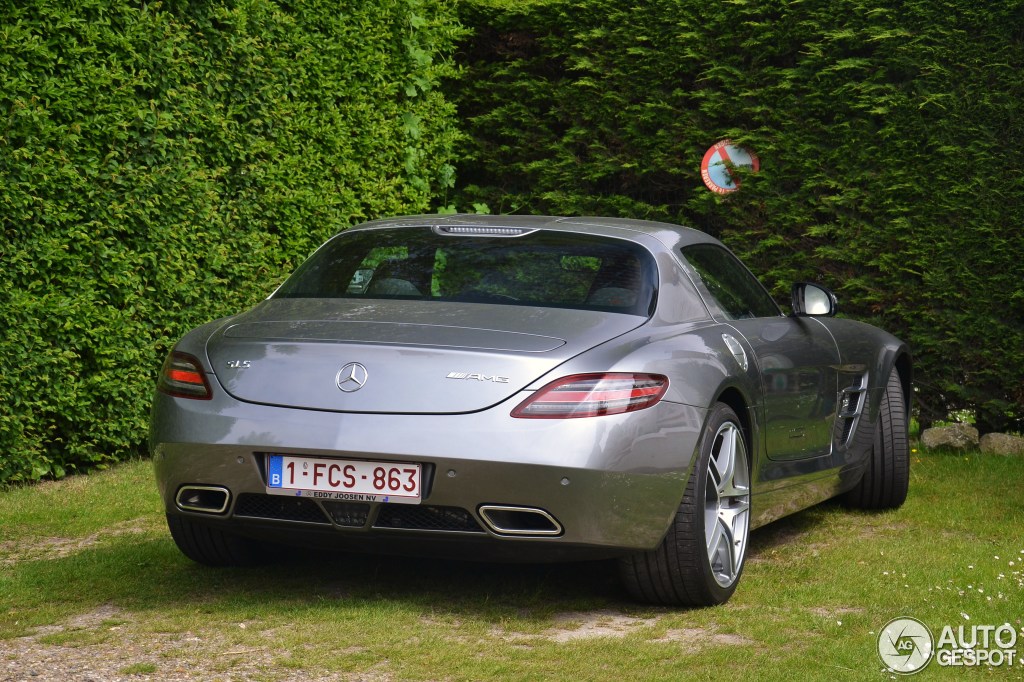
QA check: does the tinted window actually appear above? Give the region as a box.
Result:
[682,244,780,319]
[275,227,658,316]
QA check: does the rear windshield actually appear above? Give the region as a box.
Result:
[274,226,658,316]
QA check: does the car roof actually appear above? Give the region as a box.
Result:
[347,214,722,251]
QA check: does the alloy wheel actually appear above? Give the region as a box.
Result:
[704,422,751,588]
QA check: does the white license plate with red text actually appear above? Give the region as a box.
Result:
[266,454,421,504]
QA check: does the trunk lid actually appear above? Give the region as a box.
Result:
[206,299,645,414]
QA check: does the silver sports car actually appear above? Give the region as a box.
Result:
[151,215,911,606]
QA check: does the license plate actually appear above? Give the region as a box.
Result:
[266,454,421,504]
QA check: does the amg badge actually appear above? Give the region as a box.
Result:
[446,372,510,383]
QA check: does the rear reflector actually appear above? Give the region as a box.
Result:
[157,351,213,400]
[511,373,668,419]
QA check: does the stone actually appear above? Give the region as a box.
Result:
[920,424,980,450]
[979,432,1024,456]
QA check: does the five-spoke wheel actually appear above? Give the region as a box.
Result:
[704,421,751,589]
[620,402,751,606]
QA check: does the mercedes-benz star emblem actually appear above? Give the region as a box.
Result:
[336,362,368,393]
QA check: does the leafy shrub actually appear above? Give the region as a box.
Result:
[0,0,464,482]
[450,0,1024,432]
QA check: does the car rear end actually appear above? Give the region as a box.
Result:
[151,218,709,561]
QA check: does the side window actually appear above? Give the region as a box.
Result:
[682,244,780,319]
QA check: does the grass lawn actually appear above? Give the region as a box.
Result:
[0,450,1021,680]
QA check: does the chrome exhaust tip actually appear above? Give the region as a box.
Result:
[478,505,563,536]
[175,485,230,514]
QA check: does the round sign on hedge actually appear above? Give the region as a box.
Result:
[701,140,760,194]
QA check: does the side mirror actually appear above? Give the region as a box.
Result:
[791,282,838,317]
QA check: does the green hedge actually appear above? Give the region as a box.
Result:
[0,0,464,483]
[4,0,1022,484]
[451,0,1024,432]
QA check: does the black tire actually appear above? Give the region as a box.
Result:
[166,514,261,567]
[619,403,751,607]
[843,368,909,509]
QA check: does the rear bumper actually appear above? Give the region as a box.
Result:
[151,390,706,555]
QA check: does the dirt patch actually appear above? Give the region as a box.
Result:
[0,606,368,682]
[543,610,660,643]
[487,609,759,650]
[809,606,864,620]
[0,518,157,567]
[654,627,755,651]
[489,609,659,643]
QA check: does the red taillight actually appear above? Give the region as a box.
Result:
[511,373,669,419]
[157,351,213,400]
